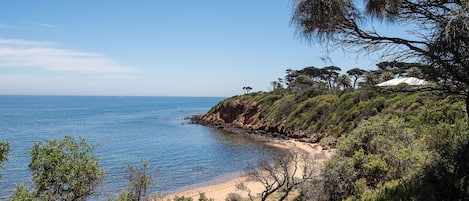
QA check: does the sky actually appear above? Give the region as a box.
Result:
[0,1,390,97]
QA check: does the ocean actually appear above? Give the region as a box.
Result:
[0,96,280,200]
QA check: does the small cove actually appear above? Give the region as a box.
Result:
[0,96,281,200]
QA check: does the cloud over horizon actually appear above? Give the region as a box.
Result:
[0,38,139,74]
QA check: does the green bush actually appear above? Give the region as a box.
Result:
[225,192,242,201]
[357,179,417,201]
[10,184,36,201]
[171,196,193,201]
[0,142,10,180]
[315,115,430,200]
[197,192,214,201]
[29,136,105,200]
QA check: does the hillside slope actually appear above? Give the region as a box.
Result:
[196,86,466,145]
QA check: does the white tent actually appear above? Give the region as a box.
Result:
[376,77,428,87]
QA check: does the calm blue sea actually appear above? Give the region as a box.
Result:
[0,96,279,200]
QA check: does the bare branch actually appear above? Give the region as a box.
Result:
[241,150,317,201]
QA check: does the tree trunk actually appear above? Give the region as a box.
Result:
[278,187,293,201]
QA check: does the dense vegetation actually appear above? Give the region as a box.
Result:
[1,0,466,199]
[0,142,10,179]
[287,0,469,198]
[1,67,467,200]
[292,0,469,116]
[8,136,105,201]
[201,64,466,142]
[206,84,465,140]
[199,63,468,200]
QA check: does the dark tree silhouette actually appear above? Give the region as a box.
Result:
[346,68,365,89]
[243,86,253,94]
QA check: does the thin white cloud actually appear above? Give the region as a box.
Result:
[0,38,55,47]
[0,22,58,30]
[18,21,58,29]
[0,38,139,74]
[38,23,57,28]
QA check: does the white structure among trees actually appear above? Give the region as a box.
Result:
[376,77,428,87]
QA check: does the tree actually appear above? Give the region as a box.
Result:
[360,70,380,86]
[242,86,253,94]
[380,71,395,82]
[407,66,423,78]
[375,61,427,78]
[302,66,323,82]
[346,68,365,89]
[336,74,352,90]
[291,0,469,117]
[322,66,341,89]
[28,136,105,200]
[376,61,408,77]
[285,68,299,86]
[0,142,10,199]
[237,151,317,201]
[302,66,341,89]
[116,160,155,201]
[287,74,317,93]
[270,78,284,92]
[0,142,10,180]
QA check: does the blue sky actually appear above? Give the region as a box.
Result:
[0,1,388,97]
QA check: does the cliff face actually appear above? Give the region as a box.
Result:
[199,96,319,139]
[196,87,466,142]
[202,99,261,127]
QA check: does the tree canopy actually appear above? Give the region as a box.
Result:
[0,142,10,180]
[292,0,469,115]
[28,136,105,201]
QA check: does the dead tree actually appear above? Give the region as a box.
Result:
[237,151,317,201]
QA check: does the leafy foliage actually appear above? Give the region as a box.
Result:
[115,160,155,201]
[168,193,214,201]
[310,116,430,200]
[225,193,242,201]
[197,192,214,201]
[10,184,36,201]
[291,0,469,116]
[171,196,193,201]
[0,142,10,180]
[204,85,459,143]
[299,102,468,200]
[28,136,105,201]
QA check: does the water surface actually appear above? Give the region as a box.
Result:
[0,96,279,199]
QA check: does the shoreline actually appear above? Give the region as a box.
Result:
[166,171,244,195]
[162,119,334,200]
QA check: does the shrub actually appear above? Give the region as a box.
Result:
[10,184,35,201]
[171,196,193,201]
[197,192,214,201]
[309,115,430,200]
[0,142,10,180]
[225,192,242,201]
[28,136,105,200]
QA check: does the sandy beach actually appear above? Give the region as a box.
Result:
[161,138,333,201]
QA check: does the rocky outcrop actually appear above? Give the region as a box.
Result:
[200,100,261,126]
[191,98,320,142]
[200,100,254,124]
